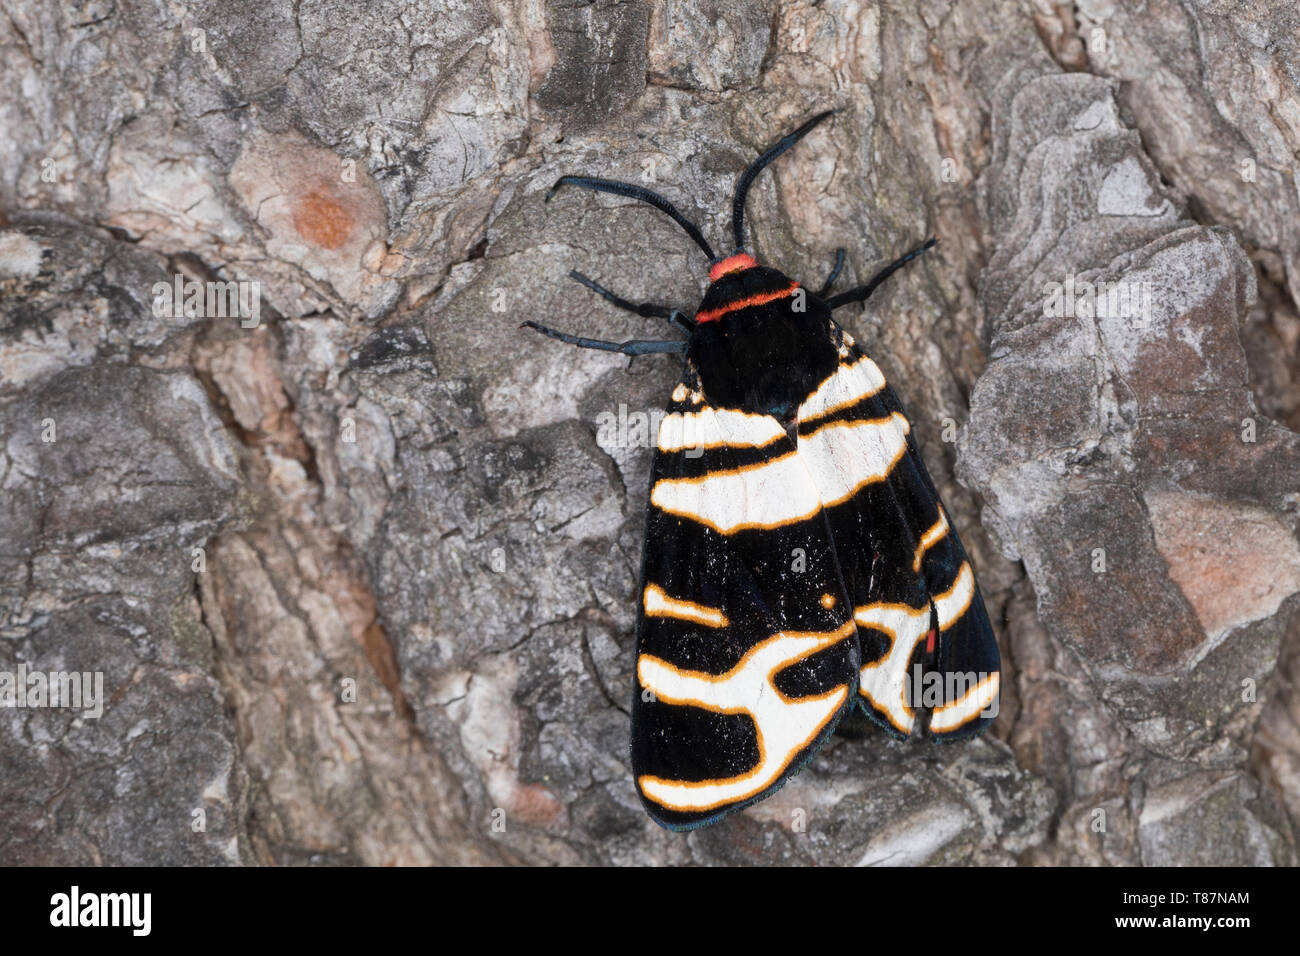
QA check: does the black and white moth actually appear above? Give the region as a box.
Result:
[527,112,1001,830]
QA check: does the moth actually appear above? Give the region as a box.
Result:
[527,112,1001,830]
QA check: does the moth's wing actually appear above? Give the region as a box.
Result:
[630,370,860,830]
[799,327,1001,741]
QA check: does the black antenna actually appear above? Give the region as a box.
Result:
[731,110,836,253]
[547,176,717,262]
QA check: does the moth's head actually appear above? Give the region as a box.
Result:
[707,252,758,283]
[695,255,799,326]
[697,253,763,323]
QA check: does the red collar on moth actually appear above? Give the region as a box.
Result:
[708,253,758,282]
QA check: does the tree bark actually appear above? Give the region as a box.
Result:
[2,0,1297,865]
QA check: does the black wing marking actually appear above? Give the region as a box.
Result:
[630,370,860,830]
[803,326,1001,740]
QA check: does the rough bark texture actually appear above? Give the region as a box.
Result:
[2,0,1298,865]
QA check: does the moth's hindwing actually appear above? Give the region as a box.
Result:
[815,327,1001,740]
[630,374,860,830]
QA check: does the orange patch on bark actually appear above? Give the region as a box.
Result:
[1148,491,1300,639]
[292,189,353,249]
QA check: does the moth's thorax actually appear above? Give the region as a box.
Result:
[688,261,839,418]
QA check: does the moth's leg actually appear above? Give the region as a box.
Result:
[816,248,846,297]
[522,321,687,356]
[825,238,937,310]
[568,271,695,334]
